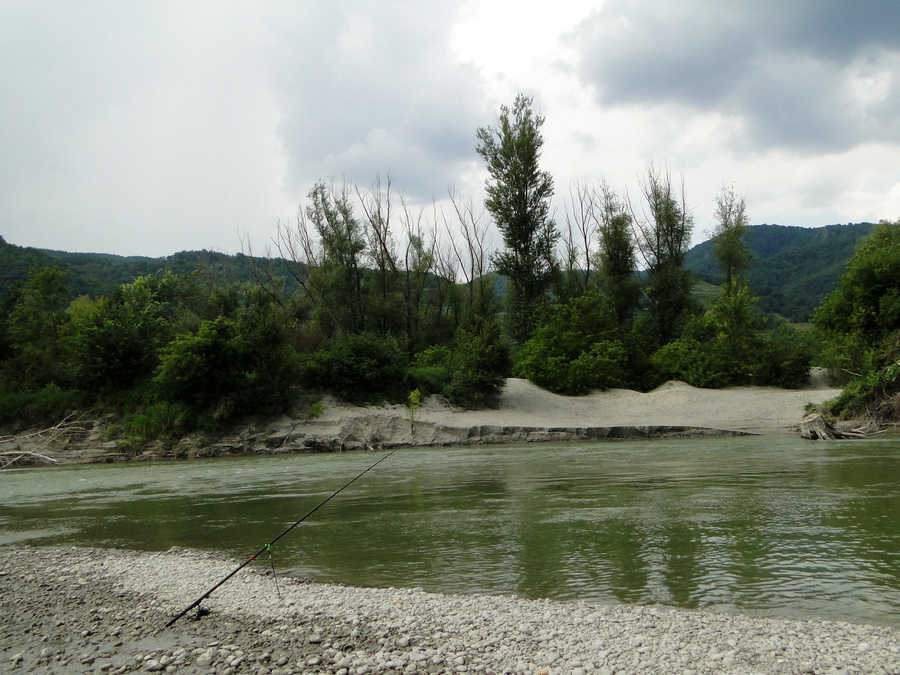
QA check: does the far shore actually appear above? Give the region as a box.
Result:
[4,376,845,466]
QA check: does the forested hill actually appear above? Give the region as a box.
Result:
[0,221,878,320]
[0,237,297,301]
[684,222,876,321]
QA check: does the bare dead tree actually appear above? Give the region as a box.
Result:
[270,205,323,305]
[397,196,436,352]
[432,234,461,330]
[562,181,597,292]
[356,175,400,299]
[445,188,492,316]
[0,414,88,470]
[239,234,290,308]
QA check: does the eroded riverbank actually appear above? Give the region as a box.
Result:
[3,378,840,466]
[2,545,899,674]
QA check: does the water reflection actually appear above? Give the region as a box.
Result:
[1,437,899,626]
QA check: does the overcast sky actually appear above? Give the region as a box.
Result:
[2,0,899,257]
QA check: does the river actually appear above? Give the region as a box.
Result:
[2,434,899,626]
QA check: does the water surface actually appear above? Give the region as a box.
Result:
[2,435,899,625]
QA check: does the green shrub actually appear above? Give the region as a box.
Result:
[407,365,450,397]
[446,317,511,408]
[650,281,812,389]
[72,274,184,392]
[122,400,192,439]
[755,324,812,388]
[407,345,452,396]
[651,338,717,387]
[155,317,241,413]
[514,292,624,394]
[570,341,628,392]
[826,359,900,418]
[0,383,85,426]
[301,332,407,403]
[155,301,301,422]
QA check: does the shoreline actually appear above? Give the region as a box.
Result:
[4,378,843,465]
[2,545,898,673]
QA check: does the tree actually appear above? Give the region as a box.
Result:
[596,184,640,324]
[560,181,597,299]
[712,185,752,290]
[72,273,184,392]
[356,175,402,337]
[515,292,626,394]
[306,181,367,335]
[629,166,694,344]
[446,316,511,408]
[3,267,71,387]
[813,220,900,377]
[154,289,300,423]
[476,94,558,341]
[444,188,494,321]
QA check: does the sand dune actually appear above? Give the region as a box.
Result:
[318,376,842,440]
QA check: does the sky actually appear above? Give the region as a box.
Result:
[2,0,899,258]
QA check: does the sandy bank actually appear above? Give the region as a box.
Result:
[3,377,843,464]
[392,377,841,434]
[2,545,897,673]
[162,378,841,460]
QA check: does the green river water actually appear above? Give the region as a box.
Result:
[2,435,899,626]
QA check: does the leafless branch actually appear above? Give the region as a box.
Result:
[0,414,88,470]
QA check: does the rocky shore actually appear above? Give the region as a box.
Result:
[2,545,898,674]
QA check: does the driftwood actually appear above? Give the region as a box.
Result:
[800,413,867,440]
[0,414,87,469]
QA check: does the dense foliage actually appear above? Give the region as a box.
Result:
[812,221,900,419]
[651,287,811,389]
[515,293,626,394]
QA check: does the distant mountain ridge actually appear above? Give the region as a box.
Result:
[1,221,878,321]
[684,222,877,320]
[0,239,300,302]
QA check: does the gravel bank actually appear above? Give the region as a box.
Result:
[2,546,898,674]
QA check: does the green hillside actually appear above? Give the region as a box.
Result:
[684,222,876,320]
[1,222,877,321]
[0,237,299,302]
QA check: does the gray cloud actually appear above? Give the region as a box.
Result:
[0,1,488,256]
[0,1,286,255]
[263,1,489,202]
[570,0,900,152]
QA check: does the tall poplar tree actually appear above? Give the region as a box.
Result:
[713,185,752,291]
[476,94,558,341]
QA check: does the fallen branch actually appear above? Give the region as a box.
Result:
[0,414,88,470]
[800,413,868,440]
[0,450,59,470]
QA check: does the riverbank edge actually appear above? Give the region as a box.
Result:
[5,415,754,466]
[2,545,898,674]
[5,376,847,467]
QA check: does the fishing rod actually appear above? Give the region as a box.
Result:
[165,448,397,628]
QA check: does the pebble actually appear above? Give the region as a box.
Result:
[2,545,899,674]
